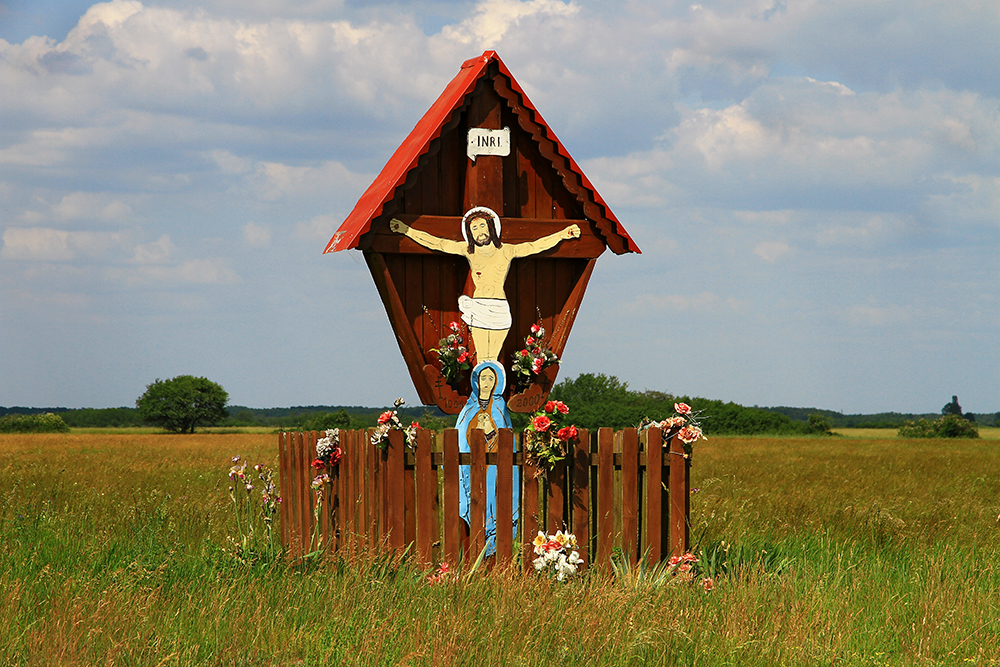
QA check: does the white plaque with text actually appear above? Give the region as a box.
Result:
[467,127,511,161]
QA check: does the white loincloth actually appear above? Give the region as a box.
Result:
[458,295,512,331]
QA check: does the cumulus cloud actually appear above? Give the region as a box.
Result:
[1,227,128,261]
[243,222,270,247]
[753,240,790,262]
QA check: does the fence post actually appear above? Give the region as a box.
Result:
[621,427,639,566]
[595,427,614,568]
[496,429,515,563]
[385,429,406,549]
[572,429,590,572]
[667,434,690,557]
[414,428,435,566]
[642,427,662,564]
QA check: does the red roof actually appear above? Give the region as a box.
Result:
[324,50,639,255]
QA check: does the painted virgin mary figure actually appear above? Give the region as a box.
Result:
[456,360,519,555]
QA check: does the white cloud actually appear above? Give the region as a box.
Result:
[440,0,579,48]
[243,222,271,247]
[20,192,134,226]
[1,227,127,261]
[130,234,176,263]
[114,258,240,285]
[753,240,790,262]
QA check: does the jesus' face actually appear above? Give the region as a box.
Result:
[468,215,493,246]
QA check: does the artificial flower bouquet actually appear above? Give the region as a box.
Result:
[430,320,472,386]
[511,323,559,391]
[523,399,578,472]
[532,530,584,581]
[371,398,420,450]
[638,402,706,456]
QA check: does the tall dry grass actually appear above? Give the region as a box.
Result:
[2,432,999,665]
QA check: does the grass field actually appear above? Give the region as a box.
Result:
[2,431,999,665]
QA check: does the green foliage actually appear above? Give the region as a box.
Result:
[941,395,963,416]
[0,412,70,433]
[60,407,143,428]
[898,414,979,439]
[806,413,833,434]
[135,375,229,434]
[549,374,824,436]
[305,409,353,431]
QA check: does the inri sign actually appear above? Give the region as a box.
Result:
[467,127,511,161]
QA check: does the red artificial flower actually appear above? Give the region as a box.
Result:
[531,358,544,373]
[526,336,536,346]
[457,350,468,363]
[544,400,556,413]
[410,421,420,429]
[311,458,326,471]
[530,324,541,335]
[378,411,393,425]
[532,415,552,432]
[544,540,562,552]
[554,401,569,414]
[674,402,692,415]
[449,321,461,332]
[556,425,578,442]
[328,447,342,466]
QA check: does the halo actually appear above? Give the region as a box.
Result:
[461,206,501,245]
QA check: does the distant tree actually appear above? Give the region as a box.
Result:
[942,395,963,416]
[136,375,229,433]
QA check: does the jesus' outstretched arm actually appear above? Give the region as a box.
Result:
[508,224,581,258]
[389,218,466,255]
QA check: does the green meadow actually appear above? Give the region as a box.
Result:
[2,430,999,665]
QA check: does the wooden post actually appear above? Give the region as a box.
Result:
[496,428,514,563]
[469,429,487,560]
[621,428,638,565]
[667,435,690,557]
[572,429,590,571]
[642,428,663,564]
[442,429,461,564]
[521,447,540,571]
[596,427,614,567]
[414,429,435,566]
[385,429,406,549]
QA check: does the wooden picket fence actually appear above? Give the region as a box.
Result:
[277,427,690,570]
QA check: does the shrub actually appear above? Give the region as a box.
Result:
[898,414,979,439]
[0,413,71,433]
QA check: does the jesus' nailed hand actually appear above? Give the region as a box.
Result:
[389,208,580,363]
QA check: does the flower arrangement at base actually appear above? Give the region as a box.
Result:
[637,402,706,457]
[429,319,472,386]
[511,323,559,391]
[371,398,420,450]
[426,562,455,585]
[523,400,578,474]
[532,530,584,581]
[666,551,714,592]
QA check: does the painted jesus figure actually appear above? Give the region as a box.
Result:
[389,207,580,363]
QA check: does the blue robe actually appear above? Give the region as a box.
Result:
[456,360,518,556]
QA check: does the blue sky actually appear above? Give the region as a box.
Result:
[1,0,998,414]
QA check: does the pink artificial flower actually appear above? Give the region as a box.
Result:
[668,555,682,567]
[701,577,715,592]
[682,552,699,563]
[378,411,393,425]
[678,426,702,444]
[533,415,552,432]
[554,401,569,414]
[674,402,692,415]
